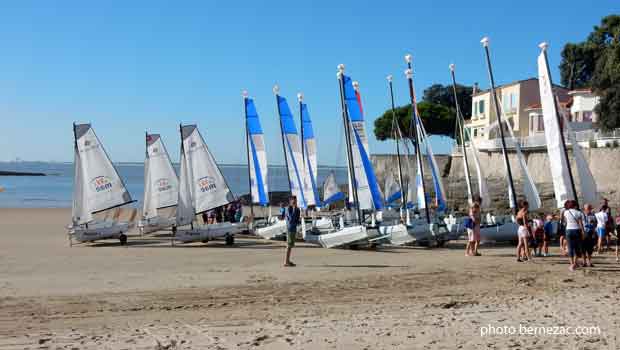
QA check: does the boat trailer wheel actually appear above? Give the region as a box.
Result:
[225,234,235,246]
[119,233,128,245]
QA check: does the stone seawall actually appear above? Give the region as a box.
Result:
[371,148,619,214]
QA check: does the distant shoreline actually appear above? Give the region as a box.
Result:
[0,171,45,176]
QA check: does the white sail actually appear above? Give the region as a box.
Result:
[538,50,576,208]
[72,145,90,224]
[563,115,600,205]
[416,113,447,211]
[72,123,133,225]
[179,125,234,218]
[301,101,321,208]
[276,95,312,208]
[176,140,194,226]
[467,130,491,209]
[143,134,178,220]
[245,98,269,206]
[323,172,344,205]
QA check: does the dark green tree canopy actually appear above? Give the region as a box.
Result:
[560,14,620,130]
[373,83,473,141]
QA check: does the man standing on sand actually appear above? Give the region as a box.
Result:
[284,196,301,267]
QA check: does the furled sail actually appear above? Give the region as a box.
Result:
[276,95,312,208]
[322,171,345,205]
[538,50,576,208]
[176,125,234,226]
[72,123,133,225]
[416,113,447,212]
[245,98,269,206]
[143,134,178,220]
[563,114,600,205]
[342,76,383,211]
[464,127,490,209]
[384,172,402,205]
[301,101,321,207]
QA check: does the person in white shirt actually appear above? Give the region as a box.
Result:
[562,200,584,272]
[595,208,608,254]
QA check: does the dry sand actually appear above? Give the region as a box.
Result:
[1,208,620,349]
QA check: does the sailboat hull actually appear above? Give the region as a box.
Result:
[174,222,244,243]
[138,216,176,235]
[69,221,130,243]
[255,219,287,239]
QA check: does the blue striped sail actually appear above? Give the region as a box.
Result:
[414,111,447,212]
[322,172,345,205]
[301,102,320,207]
[342,75,383,211]
[245,98,269,206]
[277,95,310,209]
[384,172,402,206]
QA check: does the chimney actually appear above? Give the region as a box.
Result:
[473,82,479,95]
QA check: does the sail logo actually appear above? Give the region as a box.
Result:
[91,176,113,192]
[156,178,172,192]
[197,176,217,193]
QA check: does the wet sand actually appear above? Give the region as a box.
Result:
[1,208,619,349]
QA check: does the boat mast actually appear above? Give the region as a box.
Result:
[404,54,431,224]
[274,85,294,197]
[449,64,474,204]
[299,93,305,169]
[337,64,362,224]
[243,90,254,218]
[387,75,406,213]
[481,37,518,213]
[539,42,579,208]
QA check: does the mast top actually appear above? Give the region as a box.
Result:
[242,90,249,98]
[297,92,303,102]
[480,36,490,47]
[352,81,359,91]
[404,54,412,63]
[272,84,280,95]
[538,42,549,51]
[449,63,455,72]
[386,74,393,82]
[404,68,413,79]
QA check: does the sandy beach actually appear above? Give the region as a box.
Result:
[1,208,620,349]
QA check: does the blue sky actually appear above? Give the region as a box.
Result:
[0,1,617,165]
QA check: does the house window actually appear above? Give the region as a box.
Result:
[511,94,518,111]
[479,100,485,116]
[538,115,544,131]
[473,128,478,137]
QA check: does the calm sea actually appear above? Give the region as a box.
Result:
[0,162,348,208]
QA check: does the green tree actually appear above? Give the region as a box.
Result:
[373,101,454,141]
[373,83,472,142]
[559,15,620,130]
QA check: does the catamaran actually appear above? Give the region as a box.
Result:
[173,124,241,245]
[68,123,136,245]
[138,133,179,234]
[537,42,599,208]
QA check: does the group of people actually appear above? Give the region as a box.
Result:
[512,198,619,271]
[201,201,243,224]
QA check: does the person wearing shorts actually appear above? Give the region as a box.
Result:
[563,200,584,272]
[516,200,530,262]
[595,206,608,254]
[283,196,301,267]
[542,215,553,256]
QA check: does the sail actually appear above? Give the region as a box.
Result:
[301,102,321,208]
[72,124,133,225]
[323,172,345,205]
[538,51,576,208]
[245,98,269,206]
[342,75,383,211]
[179,125,234,216]
[464,127,490,209]
[143,134,178,220]
[416,113,447,212]
[456,117,474,205]
[384,172,401,205]
[176,139,194,226]
[503,119,542,210]
[72,145,90,224]
[277,95,312,208]
[563,115,599,205]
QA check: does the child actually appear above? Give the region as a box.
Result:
[595,206,609,254]
[582,204,597,267]
[464,215,475,257]
[542,214,554,256]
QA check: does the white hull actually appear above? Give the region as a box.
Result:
[174,222,243,243]
[69,221,130,243]
[255,219,287,239]
[138,216,176,234]
[306,225,370,248]
[479,222,519,242]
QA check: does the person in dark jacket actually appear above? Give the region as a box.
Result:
[284,196,301,267]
